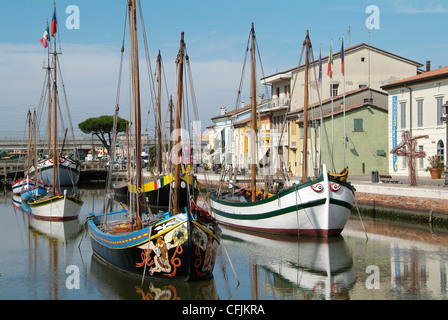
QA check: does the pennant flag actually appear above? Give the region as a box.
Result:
[341,38,345,76]
[327,42,333,78]
[51,8,57,37]
[40,26,50,48]
[318,46,322,82]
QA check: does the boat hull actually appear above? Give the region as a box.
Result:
[12,176,35,194]
[112,180,128,195]
[28,193,83,221]
[20,184,47,201]
[29,157,81,186]
[129,173,201,210]
[87,210,221,281]
[209,166,354,237]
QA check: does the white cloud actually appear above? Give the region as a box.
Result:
[391,1,448,14]
[0,42,246,139]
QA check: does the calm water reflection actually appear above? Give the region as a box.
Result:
[1,186,447,300]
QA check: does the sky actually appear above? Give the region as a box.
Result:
[1,0,448,140]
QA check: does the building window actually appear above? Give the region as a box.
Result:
[438,140,445,164]
[330,83,339,97]
[354,118,363,132]
[400,102,406,129]
[284,85,290,99]
[417,100,423,127]
[437,97,443,126]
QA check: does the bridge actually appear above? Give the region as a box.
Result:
[0,136,157,152]
[0,160,114,186]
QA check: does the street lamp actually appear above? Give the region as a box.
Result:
[442,101,448,187]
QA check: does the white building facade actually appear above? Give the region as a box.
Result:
[382,66,448,176]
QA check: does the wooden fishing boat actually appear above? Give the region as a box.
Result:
[126,52,200,209]
[30,156,80,187]
[12,110,46,200]
[28,3,83,220]
[88,202,220,280]
[209,27,354,237]
[28,7,81,187]
[88,1,220,280]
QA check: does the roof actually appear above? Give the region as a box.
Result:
[262,43,423,83]
[294,102,386,123]
[381,65,448,90]
[288,86,387,117]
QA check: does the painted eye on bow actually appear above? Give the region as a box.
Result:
[330,183,342,192]
[311,184,324,193]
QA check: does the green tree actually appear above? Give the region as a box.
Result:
[78,115,128,155]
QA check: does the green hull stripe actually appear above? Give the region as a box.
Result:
[330,198,353,210]
[213,197,353,221]
[213,198,327,220]
[210,175,324,208]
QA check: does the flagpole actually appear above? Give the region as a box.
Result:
[342,35,346,168]
[318,44,323,175]
[330,39,335,173]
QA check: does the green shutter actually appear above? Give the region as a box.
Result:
[354,118,363,132]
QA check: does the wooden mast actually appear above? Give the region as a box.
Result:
[250,23,257,202]
[173,32,185,215]
[156,50,163,174]
[52,14,58,194]
[302,30,310,183]
[26,110,31,176]
[130,0,142,229]
[169,95,173,161]
[46,28,52,157]
[33,110,39,183]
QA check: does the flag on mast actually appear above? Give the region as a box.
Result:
[40,26,50,48]
[327,42,333,78]
[50,8,57,37]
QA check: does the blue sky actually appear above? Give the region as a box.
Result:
[1,0,448,139]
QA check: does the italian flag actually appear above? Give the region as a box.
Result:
[40,27,50,48]
[327,42,333,78]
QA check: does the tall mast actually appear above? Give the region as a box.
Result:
[302,30,310,183]
[46,22,52,157]
[52,12,58,194]
[26,110,31,175]
[173,32,185,215]
[33,110,39,182]
[169,95,173,174]
[130,0,142,229]
[156,50,163,174]
[33,109,39,182]
[250,23,257,202]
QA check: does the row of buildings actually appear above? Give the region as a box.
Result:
[206,41,448,178]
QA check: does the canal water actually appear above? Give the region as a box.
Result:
[1,185,448,300]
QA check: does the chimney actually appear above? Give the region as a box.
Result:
[426,60,431,72]
[220,106,227,115]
